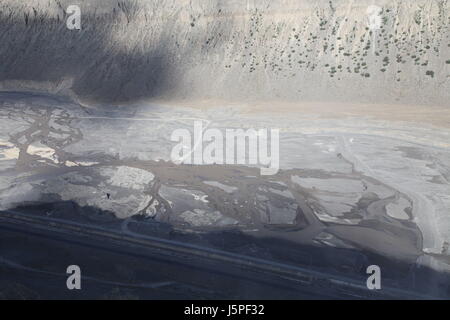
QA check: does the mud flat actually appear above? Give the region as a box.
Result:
[1,91,450,292]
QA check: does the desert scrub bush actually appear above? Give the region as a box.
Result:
[425,70,435,78]
[414,10,422,25]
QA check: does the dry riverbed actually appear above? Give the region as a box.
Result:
[1,91,450,295]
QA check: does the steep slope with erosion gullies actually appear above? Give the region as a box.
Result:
[0,0,449,106]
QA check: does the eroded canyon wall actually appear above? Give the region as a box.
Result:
[0,0,449,106]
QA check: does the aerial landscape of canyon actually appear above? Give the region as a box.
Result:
[0,0,449,300]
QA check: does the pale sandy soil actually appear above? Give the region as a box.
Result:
[152,99,450,128]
